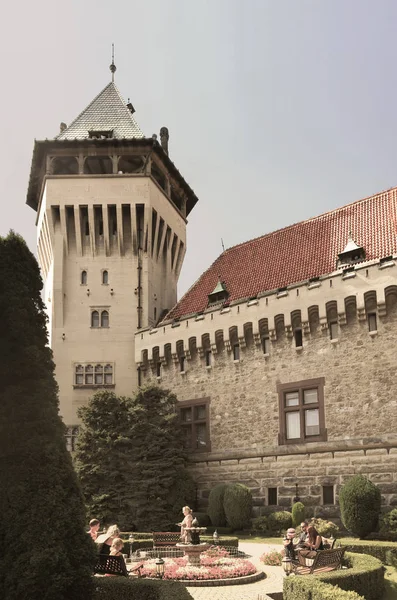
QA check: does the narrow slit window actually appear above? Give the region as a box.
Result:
[329,321,338,340]
[101,310,109,328]
[262,336,270,354]
[205,350,212,366]
[268,488,278,506]
[156,362,161,377]
[294,328,303,347]
[368,313,377,332]
[323,485,334,505]
[233,344,240,360]
[102,270,109,285]
[179,356,185,372]
[91,310,99,328]
[81,270,87,285]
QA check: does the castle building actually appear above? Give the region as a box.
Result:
[135,188,397,519]
[26,67,198,448]
[27,69,397,519]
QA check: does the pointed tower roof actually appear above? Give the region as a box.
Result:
[57,82,144,140]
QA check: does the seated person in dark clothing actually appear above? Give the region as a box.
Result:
[298,525,324,560]
[297,521,309,548]
[282,528,297,560]
[95,524,120,555]
[105,538,128,577]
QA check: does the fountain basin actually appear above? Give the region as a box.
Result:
[176,542,211,566]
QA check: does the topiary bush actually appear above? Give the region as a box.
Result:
[223,483,253,530]
[284,577,364,600]
[93,577,194,600]
[339,475,381,539]
[292,502,305,527]
[380,508,397,535]
[341,539,397,566]
[207,484,227,527]
[309,517,339,538]
[251,515,268,533]
[267,510,292,534]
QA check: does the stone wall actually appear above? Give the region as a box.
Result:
[141,299,397,514]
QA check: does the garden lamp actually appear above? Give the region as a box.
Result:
[282,556,293,576]
[155,556,165,579]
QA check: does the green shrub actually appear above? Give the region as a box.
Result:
[260,550,283,566]
[121,532,153,540]
[380,508,397,534]
[223,483,253,530]
[339,475,381,539]
[93,577,194,599]
[207,484,227,527]
[309,517,339,538]
[251,515,268,532]
[205,526,233,535]
[201,535,239,547]
[284,552,383,600]
[341,539,397,566]
[284,577,364,599]
[192,512,212,526]
[267,510,292,534]
[292,502,305,528]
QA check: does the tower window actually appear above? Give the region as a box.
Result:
[233,344,240,361]
[65,426,79,452]
[205,350,212,367]
[268,488,278,506]
[156,362,161,377]
[91,310,99,328]
[262,336,270,355]
[81,270,87,285]
[179,356,185,373]
[102,270,109,285]
[74,363,114,388]
[329,322,338,340]
[85,220,89,236]
[91,308,110,328]
[323,485,335,505]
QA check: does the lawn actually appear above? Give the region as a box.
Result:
[238,535,282,545]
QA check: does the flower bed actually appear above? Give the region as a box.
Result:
[260,550,283,566]
[141,547,257,581]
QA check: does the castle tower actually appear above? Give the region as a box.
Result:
[26,70,198,433]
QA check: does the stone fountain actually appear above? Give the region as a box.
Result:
[176,526,210,566]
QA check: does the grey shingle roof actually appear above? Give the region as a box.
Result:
[56,82,144,140]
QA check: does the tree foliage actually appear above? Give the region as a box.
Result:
[0,232,95,600]
[223,483,253,530]
[292,501,306,527]
[207,484,227,527]
[339,475,381,539]
[75,386,196,531]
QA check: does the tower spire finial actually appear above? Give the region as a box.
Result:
[109,43,117,82]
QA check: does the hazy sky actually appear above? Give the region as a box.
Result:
[1,0,397,297]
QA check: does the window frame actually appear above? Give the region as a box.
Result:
[102,270,109,285]
[81,270,88,285]
[73,362,115,389]
[90,307,110,329]
[368,312,377,332]
[233,343,240,361]
[268,487,278,506]
[178,397,211,453]
[278,377,326,445]
[329,321,339,340]
[323,485,335,505]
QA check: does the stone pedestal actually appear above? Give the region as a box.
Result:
[176,543,211,566]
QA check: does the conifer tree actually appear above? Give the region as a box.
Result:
[76,386,196,531]
[0,232,95,600]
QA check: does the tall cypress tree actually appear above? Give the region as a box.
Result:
[0,232,95,600]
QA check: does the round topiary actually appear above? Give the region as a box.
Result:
[267,511,292,534]
[223,483,253,530]
[292,502,305,527]
[208,484,227,527]
[339,474,381,539]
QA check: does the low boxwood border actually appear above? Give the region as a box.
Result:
[93,577,193,600]
[284,577,364,599]
[341,539,397,565]
[284,552,384,600]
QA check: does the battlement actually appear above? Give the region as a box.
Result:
[135,257,397,367]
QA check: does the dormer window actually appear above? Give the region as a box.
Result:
[88,130,114,139]
[208,278,229,306]
[337,233,366,268]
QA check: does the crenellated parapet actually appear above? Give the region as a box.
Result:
[135,258,397,368]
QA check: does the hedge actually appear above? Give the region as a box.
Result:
[93,577,193,600]
[119,534,239,554]
[284,552,383,600]
[284,577,364,600]
[202,535,239,548]
[341,539,397,565]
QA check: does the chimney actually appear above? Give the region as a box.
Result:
[60,122,67,133]
[160,127,169,155]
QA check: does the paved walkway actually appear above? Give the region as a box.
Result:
[185,542,284,600]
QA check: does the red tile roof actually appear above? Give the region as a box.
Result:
[165,187,397,321]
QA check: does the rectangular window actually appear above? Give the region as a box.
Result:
[294,329,303,348]
[323,485,334,505]
[329,321,338,340]
[179,356,185,372]
[368,313,377,332]
[74,363,114,388]
[178,398,211,452]
[262,336,270,355]
[268,488,278,506]
[156,362,161,377]
[233,344,240,360]
[205,350,212,366]
[278,378,326,444]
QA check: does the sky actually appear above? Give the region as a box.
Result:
[1,0,397,297]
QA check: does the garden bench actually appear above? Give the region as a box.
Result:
[152,532,181,548]
[322,536,336,550]
[294,547,346,575]
[94,554,143,578]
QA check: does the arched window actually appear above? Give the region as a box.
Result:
[75,364,84,385]
[81,270,87,285]
[101,310,109,328]
[102,270,109,285]
[91,311,99,328]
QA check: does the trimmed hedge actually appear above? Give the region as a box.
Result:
[223,483,253,529]
[284,552,383,600]
[93,577,193,600]
[119,534,239,553]
[339,475,381,539]
[292,502,305,528]
[284,577,364,599]
[267,511,292,534]
[208,484,227,527]
[192,512,212,527]
[341,539,397,566]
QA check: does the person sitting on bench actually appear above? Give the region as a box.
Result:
[298,525,324,560]
[95,524,120,555]
[105,538,128,577]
